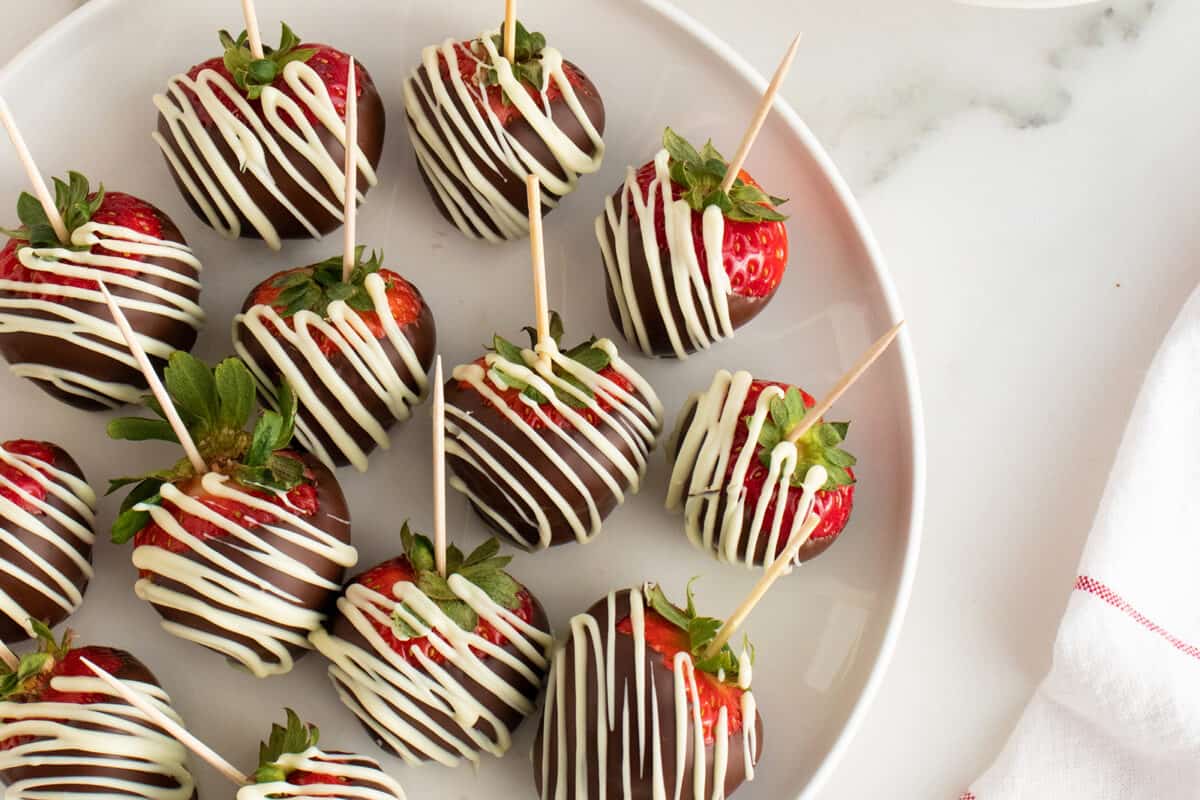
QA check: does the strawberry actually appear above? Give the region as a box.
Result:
[461,311,634,430]
[183,25,367,127]
[0,623,128,751]
[247,249,424,357]
[440,22,596,128]
[732,380,856,552]
[0,173,166,301]
[0,440,58,512]
[106,352,318,553]
[253,709,338,786]
[629,129,788,300]
[617,583,750,745]
[353,526,536,667]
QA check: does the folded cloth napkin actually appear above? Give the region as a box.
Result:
[963,285,1200,799]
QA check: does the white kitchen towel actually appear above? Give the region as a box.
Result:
[963,284,1200,799]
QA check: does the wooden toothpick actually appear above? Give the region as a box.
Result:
[719,32,803,194]
[0,96,69,245]
[525,175,551,368]
[703,511,823,659]
[432,356,447,578]
[341,57,359,283]
[97,282,207,475]
[503,0,518,62]
[785,320,905,445]
[241,0,265,59]
[81,657,250,786]
[0,639,18,671]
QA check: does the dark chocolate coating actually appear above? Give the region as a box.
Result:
[0,646,198,798]
[326,563,552,762]
[0,442,93,642]
[598,184,779,358]
[138,453,350,671]
[669,401,843,565]
[407,57,605,240]
[443,375,653,549]
[532,590,763,799]
[234,269,437,469]
[0,201,201,410]
[156,64,385,242]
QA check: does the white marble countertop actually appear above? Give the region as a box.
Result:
[6,1,1195,797]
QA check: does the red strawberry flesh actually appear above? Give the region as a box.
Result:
[729,380,855,546]
[616,610,745,743]
[353,556,535,667]
[0,440,57,513]
[629,162,787,299]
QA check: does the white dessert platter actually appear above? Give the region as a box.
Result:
[0,0,925,798]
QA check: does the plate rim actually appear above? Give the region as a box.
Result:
[0,2,927,798]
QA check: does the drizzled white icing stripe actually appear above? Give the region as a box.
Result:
[234,272,429,473]
[0,446,95,638]
[445,339,662,550]
[403,32,604,243]
[236,747,406,800]
[0,221,204,409]
[310,573,553,767]
[132,471,358,678]
[0,674,194,800]
[153,60,376,251]
[538,587,757,800]
[667,369,826,569]
[596,149,732,359]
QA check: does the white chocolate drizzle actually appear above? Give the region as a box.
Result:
[0,221,204,408]
[236,747,406,800]
[403,32,604,243]
[234,272,430,472]
[596,149,732,359]
[445,338,662,550]
[0,445,95,639]
[132,471,358,678]
[0,674,194,799]
[309,572,554,767]
[538,586,757,799]
[153,60,376,250]
[667,369,827,569]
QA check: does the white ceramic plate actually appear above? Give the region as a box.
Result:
[0,1,924,797]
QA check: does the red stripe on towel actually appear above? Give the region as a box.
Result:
[1075,575,1200,661]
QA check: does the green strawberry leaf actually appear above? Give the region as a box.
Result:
[644,580,746,683]
[751,386,857,491]
[3,171,104,250]
[481,20,549,104]
[214,358,256,430]
[254,709,320,784]
[659,127,789,223]
[106,418,179,443]
[219,23,317,101]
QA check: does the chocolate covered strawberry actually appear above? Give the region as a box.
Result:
[667,369,857,568]
[534,583,763,799]
[404,19,605,242]
[154,22,386,249]
[310,526,553,767]
[107,352,357,678]
[233,247,437,472]
[0,171,204,409]
[597,128,789,358]
[0,623,196,798]
[443,312,663,550]
[0,439,95,643]
[237,709,405,799]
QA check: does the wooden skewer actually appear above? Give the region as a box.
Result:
[81,657,250,786]
[97,282,207,474]
[0,97,69,245]
[702,510,823,660]
[341,57,359,283]
[503,0,518,63]
[785,320,904,445]
[719,32,803,194]
[0,639,18,671]
[431,356,447,578]
[525,175,551,368]
[241,0,265,60]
